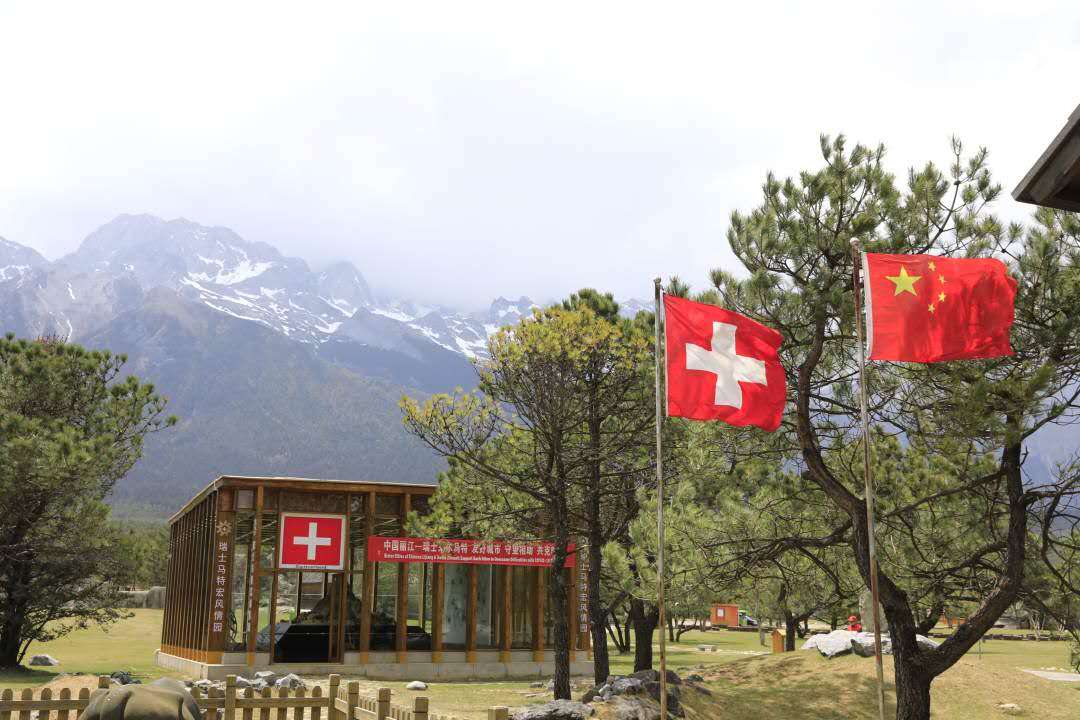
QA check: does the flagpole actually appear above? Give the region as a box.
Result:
[851,239,887,720]
[652,277,668,719]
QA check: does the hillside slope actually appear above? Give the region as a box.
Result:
[87,290,444,512]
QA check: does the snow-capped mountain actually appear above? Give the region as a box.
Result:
[0,215,651,515]
[1,215,540,359]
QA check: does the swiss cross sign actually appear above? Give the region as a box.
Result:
[279,513,346,570]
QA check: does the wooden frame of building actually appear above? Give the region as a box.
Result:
[1014,101,1080,211]
[157,476,593,681]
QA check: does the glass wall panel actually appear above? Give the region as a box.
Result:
[442,564,469,649]
[254,574,274,651]
[370,563,398,650]
[227,512,254,651]
[510,566,533,648]
[476,566,497,648]
[349,500,367,571]
[345,572,364,651]
[405,563,433,649]
[259,514,278,569]
[271,571,339,663]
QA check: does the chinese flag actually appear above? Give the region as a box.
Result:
[664,295,785,431]
[864,253,1017,363]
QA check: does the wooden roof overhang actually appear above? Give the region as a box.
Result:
[1014,102,1080,211]
[168,475,436,525]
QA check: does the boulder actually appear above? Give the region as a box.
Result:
[80,680,201,720]
[29,654,60,666]
[608,696,661,720]
[629,669,682,686]
[997,703,1023,716]
[916,635,939,652]
[274,674,305,690]
[144,587,167,609]
[684,674,704,683]
[802,629,856,658]
[851,633,892,657]
[859,589,888,634]
[405,681,427,691]
[110,671,140,685]
[510,700,594,719]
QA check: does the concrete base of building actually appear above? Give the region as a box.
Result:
[155,649,594,682]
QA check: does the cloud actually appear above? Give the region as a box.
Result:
[0,1,1077,307]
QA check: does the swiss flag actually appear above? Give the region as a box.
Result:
[279,513,346,570]
[664,295,786,431]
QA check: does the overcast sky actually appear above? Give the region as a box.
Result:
[1,2,1077,308]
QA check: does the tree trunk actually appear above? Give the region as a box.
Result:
[584,399,611,685]
[893,649,932,720]
[549,508,573,700]
[666,615,675,642]
[629,598,659,672]
[586,514,609,684]
[784,611,797,651]
[0,619,23,668]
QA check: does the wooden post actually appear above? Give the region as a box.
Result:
[850,239,887,720]
[411,697,428,720]
[224,676,237,720]
[487,708,509,720]
[395,495,412,663]
[431,564,444,663]
[375,688,391,720]
[466,565,478,663]
[359,492,375,662]
[500,567,512,663]
[97,676,109,690]
[532,568,546,663]
[326,675,340,720]
[344,681,359,720]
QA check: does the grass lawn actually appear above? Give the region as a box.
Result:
[0,610,174,690]
[2,611,1076,719]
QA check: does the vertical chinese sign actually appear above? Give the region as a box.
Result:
[578,551,589,649]
[209,513,234,655]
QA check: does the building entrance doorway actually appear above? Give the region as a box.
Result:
[272,571,345,663]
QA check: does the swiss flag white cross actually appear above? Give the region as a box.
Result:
[685,322,768,409]
[293,521,333,560]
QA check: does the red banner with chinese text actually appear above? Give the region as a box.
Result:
[367,536,576,567]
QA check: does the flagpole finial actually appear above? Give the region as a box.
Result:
[654,277,662,289]
[850,238,862,251]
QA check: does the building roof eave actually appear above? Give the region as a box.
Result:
[1013,102,1080,211]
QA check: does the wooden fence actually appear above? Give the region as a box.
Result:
[0,676,512,720]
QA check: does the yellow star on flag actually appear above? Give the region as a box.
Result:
[886,266,921,296]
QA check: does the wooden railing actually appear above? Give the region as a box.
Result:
[0,676,512,720]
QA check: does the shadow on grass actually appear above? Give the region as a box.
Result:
[0,667,60,688]
[684,655,898,720]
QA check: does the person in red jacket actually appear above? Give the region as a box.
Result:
[847,614,862,632]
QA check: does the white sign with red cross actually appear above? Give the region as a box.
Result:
[278,512,346,570]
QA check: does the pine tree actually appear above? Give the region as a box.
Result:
[0,335,175,667]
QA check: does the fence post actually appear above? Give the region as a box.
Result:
[487,708,508,720]
[345,681,359,720]
[97,677,110,690]
[375,688,391,720]
[224,676,237,720]
[327,675,340,720]
[411,697,428,720]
